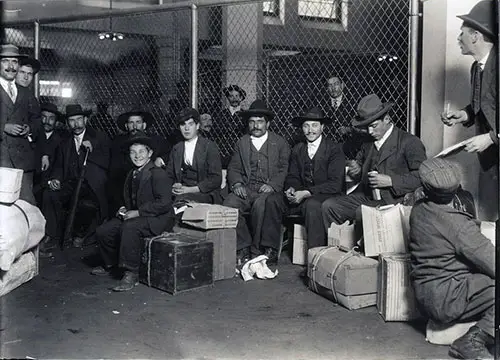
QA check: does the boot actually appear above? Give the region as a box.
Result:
[449,325,493,359]
[112,271,139,292]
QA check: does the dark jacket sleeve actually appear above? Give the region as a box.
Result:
[308,142,345,195]
[152,134,172,163]
[87,131,110,172]
[197,140,222,193]
[138,167,174,217]
[284,144,302,190]
[267,135,291,192]
[164,144,178,183]
[227,138,246,188]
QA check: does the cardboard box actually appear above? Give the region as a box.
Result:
[182,203,238,230]
[308,246,378,310]
[139,232,213,295]
[292,224,307,265]
[377,253,421,321]
[480,221,495,243]
[361,204,408,257]
[327,221,357,249]
[174,225,236,281]
[0,167,23,204]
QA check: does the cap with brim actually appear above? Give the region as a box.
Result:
[457,0,495,39]
[117,110,154,131]
[0,44,27,58]
[19,56,41,74]
[123,131,155,151]
[419,158,461,204]
[351,94,393,128]
[239,99,275,120]
[223,85,246,100]
[175,107,200,126]
[65,104,92,118]
[41,103,62,117]
[291,107,332,127]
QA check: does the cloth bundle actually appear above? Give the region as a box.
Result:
[240,255,278,281]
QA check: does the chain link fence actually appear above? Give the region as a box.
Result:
[5,0,411,161]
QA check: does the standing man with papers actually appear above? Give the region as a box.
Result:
[441,0,497,220]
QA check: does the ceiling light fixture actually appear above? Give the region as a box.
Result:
[98,0,124,41]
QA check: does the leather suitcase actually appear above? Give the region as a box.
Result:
[139,232,213,295]
[308,246,378,310]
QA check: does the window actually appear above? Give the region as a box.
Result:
[40,80,73,98]
[263,0,279,17]
[298,0,342,22]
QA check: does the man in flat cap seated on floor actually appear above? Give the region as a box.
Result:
[223,99,290,264]
[92,132,175,292]
[409,158,494,360]
[261,107,345,256]
[322,93,426,233]
[166,107,222,205]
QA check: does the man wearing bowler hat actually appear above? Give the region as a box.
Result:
[0,44,43,205]
[15,56,40,88]
[441,0,498,221]
[108,109,171,217]
[42,104,110,249]
[223,99,290,264]
[166,107,222,204]
[322,93,426,231]
[261,107,345,258]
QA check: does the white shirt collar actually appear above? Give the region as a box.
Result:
[184,135,198,166]
[250,131,268,151]
[478,52,490,70]
[74,129,86,140]
[374,124,394,150]
[45,131,54,139]
[330,95,343,107]
[229,105,241,116]
[307,135,322,158]
[0,77,17,100]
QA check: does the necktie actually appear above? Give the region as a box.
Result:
[472,62,482,114]
[308,144,315,159]
[75,136,82,154]
[7,82,14,102]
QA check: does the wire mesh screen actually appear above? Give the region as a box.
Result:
[4,0,410,161]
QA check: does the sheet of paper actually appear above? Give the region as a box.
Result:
[434,139,468,158]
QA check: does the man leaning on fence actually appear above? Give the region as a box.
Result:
[409,158,494,360]
[321,93,426,231]
[261,107,345,257]
[223,100,290,265]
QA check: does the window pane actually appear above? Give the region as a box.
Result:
[263,0,279,15]
[298,0,339,20]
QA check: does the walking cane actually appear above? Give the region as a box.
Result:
[61,146,90,250]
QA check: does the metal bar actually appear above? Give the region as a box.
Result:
[495,0,500,357]
[407,0,420,135]
[190,3,198,109]
[3,0,260,26]
[33,21,40,99]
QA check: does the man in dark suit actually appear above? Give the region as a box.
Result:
[441,0,498,220]
[108,109,171,217]
[42,104,110,249]
[91,132,175,292]
[166,107,222,204]
[262,107,345,258]
[322,93,426,229]
[223,100,291,264]
[15,56,40,89]
[0,44,42,205]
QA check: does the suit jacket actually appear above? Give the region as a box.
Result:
[0,84,42,171]
[463,47,498,170]
[166,136,222,194]
[356,126,426,204]
[285,137,345,195]
[34,130,66,179]
[211,108,246,168]
[123,161,173,235]
[227,131,291,192]
[52,127,110,219]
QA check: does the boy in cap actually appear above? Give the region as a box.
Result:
[410,158,494,359]
[166,107,222,204]
[92,132,175,292]
[260,107,345,258]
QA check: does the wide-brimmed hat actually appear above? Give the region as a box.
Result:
[117,109,154,131]
[0,44,27,58]
[457,0,495,39]
[41,103,62,117]
[19,56,41,74]
[223,84,246,100]
[64,104,92,118]
[291,107,332,127]
[351,94,393,127]
[122,131,156,151]
[239,99,274,121]
[175,107,200,126]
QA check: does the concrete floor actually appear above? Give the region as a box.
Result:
[1,245,450,359]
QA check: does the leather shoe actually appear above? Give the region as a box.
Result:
[449,325,493,359]
[90,265,112,276]
[264,247,279,265]
[112,271,139,292]
[237,247,250,266]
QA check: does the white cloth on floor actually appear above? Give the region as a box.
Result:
[241,255,278,281]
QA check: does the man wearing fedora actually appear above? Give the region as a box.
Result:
[261,107,345,258]
[441,0,498,221]
[166,107,222,204]
[409,158,494,359]
[0,44,43,205]
[42,104,110,248]
[91,131,175,292]
[223,99,290,264]
[108,109,171,217]
[322,94,426,230]
[15,56,40,89]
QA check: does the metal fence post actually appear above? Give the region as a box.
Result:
[190,3,198,109]
[33,20,40,99]
[408,0,420,135]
